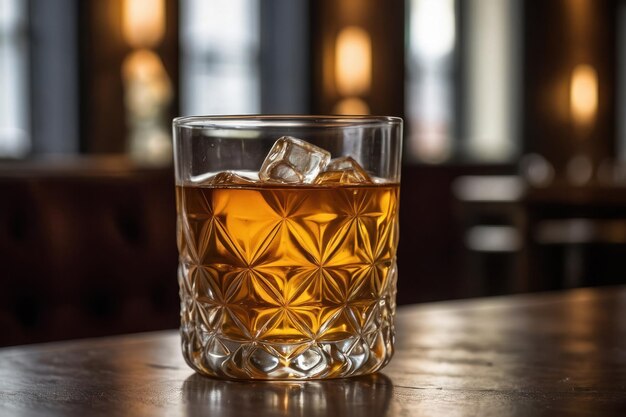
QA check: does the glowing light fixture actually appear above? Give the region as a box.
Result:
[121,49,172,114]
[570,64,598,130]
[122,0,166,48]
[333,97,370,115]
[121,49,173,165]
[335,26,372,97]
[121,0,171,165]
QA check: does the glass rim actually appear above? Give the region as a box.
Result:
[173,114,403,130]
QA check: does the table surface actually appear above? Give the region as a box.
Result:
[1,287,626,417]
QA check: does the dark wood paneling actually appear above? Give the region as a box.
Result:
[397,163,515,305]
[0,158,179,347]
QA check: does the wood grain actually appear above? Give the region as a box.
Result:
[1,287,625,416]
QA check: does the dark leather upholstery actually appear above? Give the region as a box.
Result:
[0,158,179,346]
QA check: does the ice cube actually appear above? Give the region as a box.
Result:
[259,136,331,184]
[314,156,372,185]
[202,171,257,186]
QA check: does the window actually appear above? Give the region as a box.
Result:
[406,0,456,163]
[0,0,29,157]
[406,0,520,164]
[180,0,260,116]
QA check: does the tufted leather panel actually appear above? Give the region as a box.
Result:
[0,158,180,346]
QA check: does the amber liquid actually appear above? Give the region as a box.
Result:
[176,183,399,379]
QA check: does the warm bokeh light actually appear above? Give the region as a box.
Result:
[121,49,172,108]
[335,26,372,97]
[570,64,598,130]
[122,49,172,165]
[332,97,370,115]
[122,0,166,48]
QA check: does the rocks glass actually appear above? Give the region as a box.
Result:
[173,116,402,379]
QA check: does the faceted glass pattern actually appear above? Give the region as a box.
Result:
[176,183,399,379]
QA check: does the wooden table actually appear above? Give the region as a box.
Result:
[1,287,625,416]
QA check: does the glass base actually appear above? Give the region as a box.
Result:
[181,326,394,380]
[179,265,397,380]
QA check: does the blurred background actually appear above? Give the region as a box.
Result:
[2,0,626,346]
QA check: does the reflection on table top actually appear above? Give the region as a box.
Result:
[1,286,625,416]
